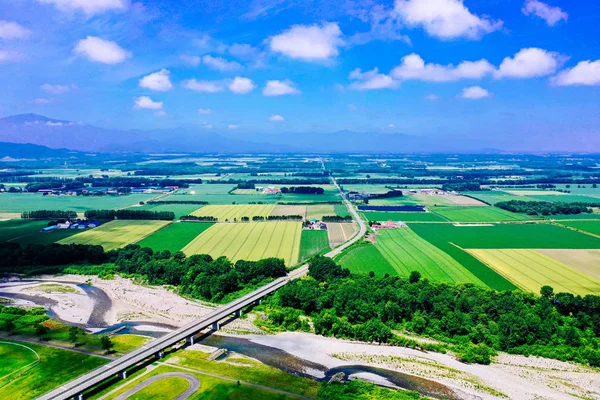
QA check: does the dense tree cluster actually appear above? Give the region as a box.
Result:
[214,178,330,185]
[0,242,105,273]
[496,200,597,216]
[262,258,600,366]
[367,190,404,199]
[322,215,353,222]
[237,182,256,189]
[84,209,174,220]
[280,186,325,194]
[442,182,481,192]
[21,210,78,219]
[180,215,218,221]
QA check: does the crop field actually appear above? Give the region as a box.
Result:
[58,220,170,250]
[558,221,600,236]
[368,194,455,207]
[552,184,600,197]
[461,191,532,205]
[538,249,600,281]
[166,184,280,204]
[337,243,397,276]
[550,213,600,220]
[375,229,486,286]
[343,184,396,194]
[136,222,215,252]
[0,340,107,399]
[0,193,156,213]
[305,204,335,220]
[192,204,275,221]
[327,222,357,247]
[530,194,600,203]
[298,230,330,262]
[431,206,529,222]
[139,203,204,218]
[333,204,350,217]
[467,249,600,295]
[446,195,488,206]
[270,205,307,218]
[0,220,81,245]
[362,211,446,222]
[182,221,302,266]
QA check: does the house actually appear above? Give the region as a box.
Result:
[57,222,71,229]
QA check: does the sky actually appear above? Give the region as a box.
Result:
[0,0,599,146]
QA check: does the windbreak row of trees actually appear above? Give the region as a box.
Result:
[322,215,353,222]
[280,186,325,194]
[260,256,600,367]
[442,182,481,192]
[146,200,209,205]
[84,209,175,220]
[496,200,598,216]
[21,210,78,219]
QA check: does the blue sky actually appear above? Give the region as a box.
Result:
[0,0,598,146]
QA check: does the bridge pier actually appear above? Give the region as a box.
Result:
[212,321,220,331]
[186,336,195,346]
[254,299,261,306]
[120,370,127,379]
[234,309,242,318]
[155,350,164,359]
[75,394,83,400]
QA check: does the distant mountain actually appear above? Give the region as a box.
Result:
[0,142,82,159]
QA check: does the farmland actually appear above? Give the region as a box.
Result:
[326,222,357,247]
[467,249,600,295]
[362,211,446,222]
[139,202,204,218]
[336,242,399,277]
[270,205,307,218]
[192,204,274,221]
[0,219,81,245]
[375,229,486,286]
[0,193,156,213]
[431,206,529,222]
[58,220,170,250]
[298,230,329,262]
[558,221,600,236]
[136,222,215,252]
[182,221,302,266]
[538,249,600,281]
[305,204,335,220]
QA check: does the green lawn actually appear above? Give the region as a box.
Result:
[362,211,446,222]
[0,219,81,245]
[298,230,330,262]
[336,243,397,277]
[129,376,190,400]
[558,221,600,236]
[111,335,151,354]
[0,340,107,399]
[137,222,215,252]
[431,206,529,222]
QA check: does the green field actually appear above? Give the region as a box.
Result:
[298,230,330,262]
[550,213,600,220]
[559,221,600,236]
[136,222,215,252]
[0,193,156,213]
[468,249,600,295]
[0,340,107,399]
[305,204,335,220]
[139,203,204,218]
[530,194,600,203]
[362,211,446,222]
[374,229,486,286]
[337,243,397,276]
[461,191,533,205]
[58,220,170,250]
[0,220,81,244]
[432,206,528,222]
[182,221,302,266]
[192,204,274,221]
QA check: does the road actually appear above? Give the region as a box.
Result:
[112,373,200,400]
[37,176,366,400]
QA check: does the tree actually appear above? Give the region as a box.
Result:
[4,319,15,333]
[69,326,82,345]
[35,324,49,340]
[540,285,554,299]
[100,336,114,352]
[409,271,421,283]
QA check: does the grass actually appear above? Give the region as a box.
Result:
[298,230,330,262]
[0,341,38,380]
[333,204,350,217]
[362,211,446,222]
[431,206,528,222]
[375,229,486,286]
[192,204,275,222]
[136,222,215,252]
[337,243,397,277]
[327,223,357,247]
[182,221,302,266]
[0,339,107,399]
[26,284,76,293]
[58,220,170,251]
[0,219,81,245]
[128,376,190,399]
[467,249,600,295]
[305,204,335,220]
[558,221,600,236]
[111,335,152,354]
[0,193,156,213]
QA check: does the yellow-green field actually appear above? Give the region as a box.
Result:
[467,249,600,295]
[191,204,274,221]
[58,220,170,250]
[182,221,302,265]
[270,205,307,217]
[306,204,335,220]
[327,223,357,247]
[538,249,600,281]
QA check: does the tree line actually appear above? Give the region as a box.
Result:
[84,209,175,220]
[21,210,78,219]
[322,215,353,222]
[146,200,209,205]
[496,200,597,216]
[280,186,325,194]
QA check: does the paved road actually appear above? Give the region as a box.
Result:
[112,373,199,400]
[37,176,365,400]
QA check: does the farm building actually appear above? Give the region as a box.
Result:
[372,220,407,229]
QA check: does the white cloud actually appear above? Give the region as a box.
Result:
[522,0,567,26]
[0,50,24,63]
[41,83,70,94]
[202,55,242,72]
[348,104,358,111]
[29,98,52,105]
[198,108,212,114]
[182,79,225,93]
[37,0,127,15]
[270,114,284,121]
[228,124,239,129]
[228,77,256,94]
[74,36,131,64]
[139,69,172,92]
[180,55,201,66]
[387,124,396,128]
[494,47,564,79]
[552,60,600,86]
[0,21,31,40]
[201,121,213,129]
[394,0,503,40]
[391,53,494,81]
[348,68,399,90]
[460,86,489,99]
[134,96,163,110]
[269,22,344,61]
[262,79,300,96]
[425,94,440,100]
